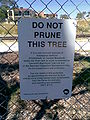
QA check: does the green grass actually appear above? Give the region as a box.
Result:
[73,55,90,90]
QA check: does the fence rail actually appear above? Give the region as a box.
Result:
[0,0,90,120]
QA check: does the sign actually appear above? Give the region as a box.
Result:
[18,18,76,100]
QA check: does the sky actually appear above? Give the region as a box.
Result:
[16,0,90,18]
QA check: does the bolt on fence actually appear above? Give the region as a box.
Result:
[0,0,90,120]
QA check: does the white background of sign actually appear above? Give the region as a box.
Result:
[18,18,76,100]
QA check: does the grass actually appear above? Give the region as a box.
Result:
[77,19,90,35]
[76,37,89,42]
[0,19,90,36]
[0,22,17,35]
[73,55,90,90]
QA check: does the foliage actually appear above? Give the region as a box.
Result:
[60,14,69,19]
[0,0,17,22]
[86,11,90,18]
[76,11,86,19]
[0,5,9,21]
[76,13,83,19]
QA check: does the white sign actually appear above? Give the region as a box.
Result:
[18,18,76,100]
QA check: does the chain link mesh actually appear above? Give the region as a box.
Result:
[0,0,90,119]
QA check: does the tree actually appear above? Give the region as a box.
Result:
[76,11,86,19]
[86,12,90,18]
[76,13,83,19]
[82,11,86,17]
[0,5,9,21]
[82,11,86,15]
[60,14,69,19]
[88,12,90,15]
[0,8,6,21]
[0,0,17,21]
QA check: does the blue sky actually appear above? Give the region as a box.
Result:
[16,0,90,18]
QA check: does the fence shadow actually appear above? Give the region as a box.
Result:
[0,62,19,120]
[32,99,61,120]
[0,75,8,119]
[72,67,90,97]
[0,52,90,120]
[73,53,90,91]
[74,52,90,62]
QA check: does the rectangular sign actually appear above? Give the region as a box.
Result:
[18,18,76,100]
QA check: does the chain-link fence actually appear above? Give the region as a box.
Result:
[0,0,90,120]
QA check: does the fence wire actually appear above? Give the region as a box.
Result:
[0,0,90,120]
